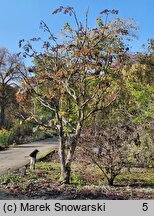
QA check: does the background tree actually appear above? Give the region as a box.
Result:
[0,48,22,128]
[122,39,154,168]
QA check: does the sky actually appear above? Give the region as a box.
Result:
[0,0,153,65]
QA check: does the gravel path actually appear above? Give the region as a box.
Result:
[0,138,59,199]
[0,138,59,176]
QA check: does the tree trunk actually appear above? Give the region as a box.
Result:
[64,138,77,184]
[59,135,67,183]
[108,178,114,186]
[56,110,68,184]
[59,136,77,184]
[64,123,82,184]
[0,105,5,128]
[59,123,82,184]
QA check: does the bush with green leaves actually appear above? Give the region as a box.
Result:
[11,121,33,143]
[0,129,13,149]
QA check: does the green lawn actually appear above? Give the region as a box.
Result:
[0,158,153,199]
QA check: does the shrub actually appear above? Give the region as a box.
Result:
[32,129,57,141]
[80,127,131,186]
[0,129,13,148]
[128,136,154,168]
[11,121,33,143]
[32,130,46,141]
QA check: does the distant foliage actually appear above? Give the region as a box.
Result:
[128,134,154,168]
[0,129,13,148]
[11,121,33,143]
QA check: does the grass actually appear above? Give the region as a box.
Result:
[1,161,152,188]
[115,170,154,187]
[0,150,153,199]
[0,173,22,184]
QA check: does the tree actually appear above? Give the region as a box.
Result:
[123,40,154,169]
[18,7,136,183]
[0,48,22,128]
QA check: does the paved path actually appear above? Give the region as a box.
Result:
[0,138,59,177]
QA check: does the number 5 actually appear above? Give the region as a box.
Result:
[142,203,148,211]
